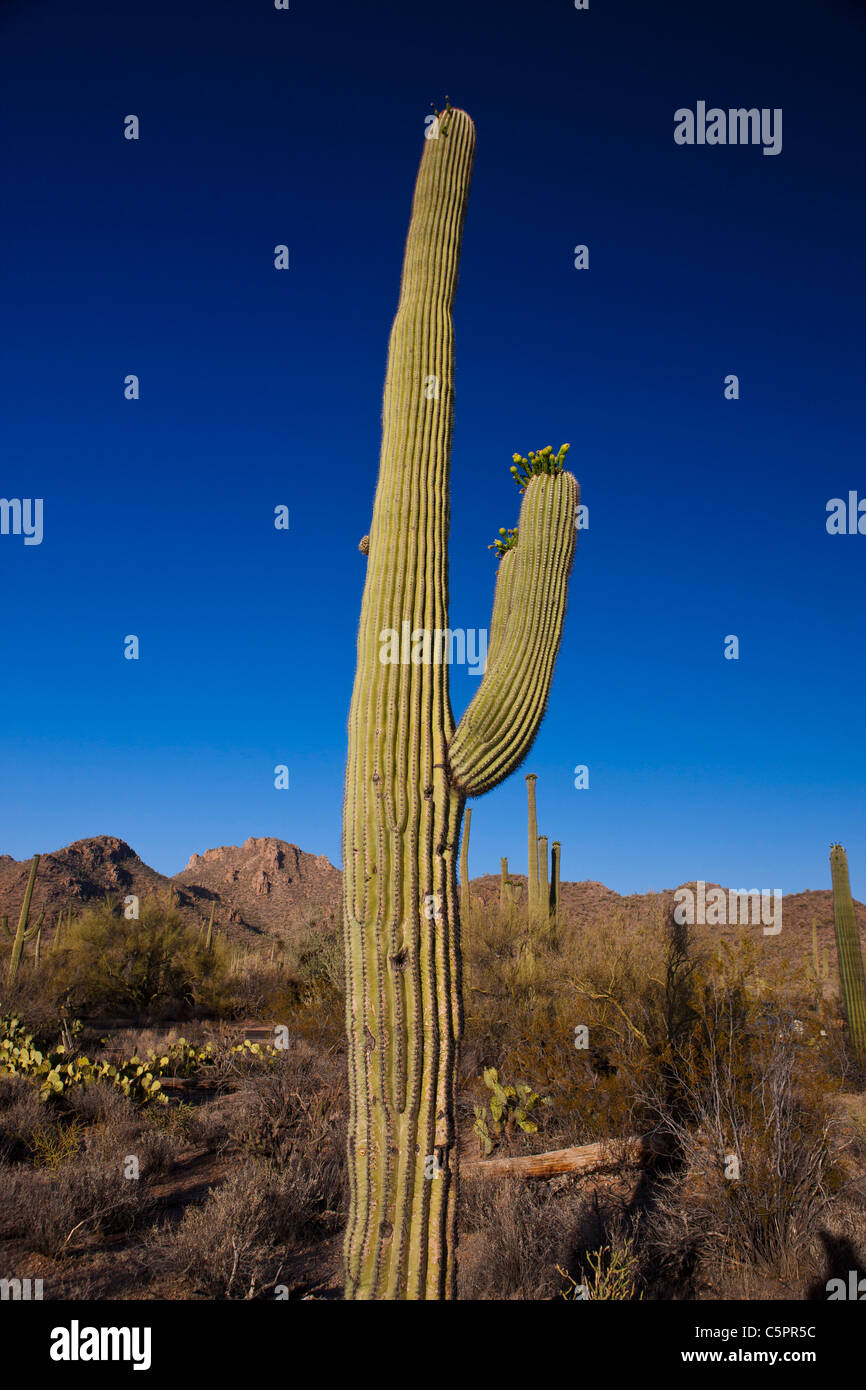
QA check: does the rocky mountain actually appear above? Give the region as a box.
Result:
[0,836,341,946]
[174,837,341,936]
[0,837,862,964]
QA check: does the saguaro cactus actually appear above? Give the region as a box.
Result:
[460,808,472,919]
[526,774,539,920]
[550,840,561,927]
[3,855,46,986]
[342,106,579,1299]
[538,835,549,919]
[499,857,509,913]
[830,844,866,1066]
[204,901,216,953]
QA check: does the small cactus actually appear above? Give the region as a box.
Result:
[550,841,561,927]
[830,844,866,1067]
[3,855,46,986]
[538,835,550,921]
[526,775,539,921]
[204,901,216,953]
[460,808,472,918]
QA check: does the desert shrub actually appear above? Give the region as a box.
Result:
[162,1157,338,1298]
[217,924,345,1045]
[0,1071,48,1161]
[63,1076,141,1130]
[458,1174,572,1299]
[638,968,841,1280]
[46,898,230,1018]
[558,1229,643,1301]
[4,1153,150,1257]
[234,1043,347,1227]
[462,900,705,1148]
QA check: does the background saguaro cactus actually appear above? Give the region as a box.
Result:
[550,840,561,927]
[204,901,216,953]
[538,835,549,920]
[3,855,46,986]
[460,808,472,919]
[342,106,579,1299]
[526,774,539,921]
[830,844,866,1066]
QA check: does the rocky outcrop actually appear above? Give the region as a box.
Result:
[174,837,340,935]
[0,835,340,946]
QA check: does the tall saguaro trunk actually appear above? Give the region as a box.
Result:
[342,107,579,1300]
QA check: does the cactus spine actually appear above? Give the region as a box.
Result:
[526,774,539,921]
[341,106,578,1299]
[460,808,471,919]
[830,844,866,1066]
[550,840,561,927]
[3,855,46,986]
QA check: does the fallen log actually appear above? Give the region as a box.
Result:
[462,1133,668,1180]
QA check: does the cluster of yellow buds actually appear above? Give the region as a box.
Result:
[510,442,570,491]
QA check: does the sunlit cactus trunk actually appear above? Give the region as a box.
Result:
[500,857,509,913]
[830,844,866,1067]
[342,106,578,1299]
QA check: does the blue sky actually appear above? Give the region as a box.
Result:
[1,0,864,897]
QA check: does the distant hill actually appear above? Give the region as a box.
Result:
[1,838,863,968]
[0,836,340,946]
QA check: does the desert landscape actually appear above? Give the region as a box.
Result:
[2,810,865,1302]
[4,0,865,1338]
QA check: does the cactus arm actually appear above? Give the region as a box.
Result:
[485,547,518,670]
[447,470,578,797]
[21,904,46,942]
[830,844,866,1067]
